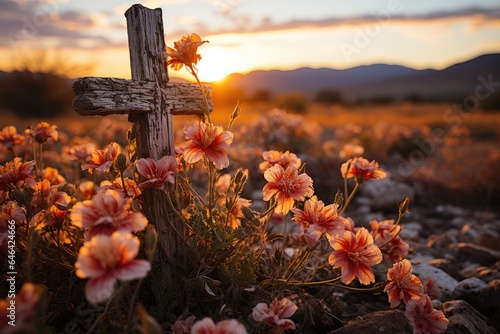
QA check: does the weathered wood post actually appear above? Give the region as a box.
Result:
[72,4,212,291]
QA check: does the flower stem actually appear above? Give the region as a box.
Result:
[118,169,128,197]
[178,174,207,207]
[340,182,359,214]
[126,279,143,330]
[87,288,117,334]
[190,66,211,123]
[38,143,44,179]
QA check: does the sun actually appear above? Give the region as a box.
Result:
[196,46,244,82]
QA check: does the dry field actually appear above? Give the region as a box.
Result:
[3,102,499,208]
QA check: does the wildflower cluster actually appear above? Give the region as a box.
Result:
[0,32,450,334]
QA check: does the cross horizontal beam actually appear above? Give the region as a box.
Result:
[73,77,213,116]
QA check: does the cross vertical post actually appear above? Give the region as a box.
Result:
[124,4,185,291]
[73,4,213,296]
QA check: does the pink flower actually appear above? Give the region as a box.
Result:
[259,150,301,173]
[166,33,208,72]
[328,228,382,285]
[171,315,196,334]
[292,196,350,247]
[340,157,386,183]
[70,189,148,239]
[421,276,442,301]
[262,164,313,214]
[0,283,44,334]
[75,231,151,304]
[384,259,424,308]
[252,298,298,333]
[0,158,36,191]
[191,317,248,334]
[405,295,449,334]
[82,142,120,174]
[136,156,178,189]
[26,122,58,144]
[184,122,234,169]
[0,125,25,149]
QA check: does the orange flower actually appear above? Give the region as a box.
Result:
[167,33,208,72]
[100,178,141,198]
[405,295,449,334]
[384,236,410,263]
[292,196,350,248]
[64,142,96,162]
[31,179,71,210]
[370,219,400,246]
[384,259,424,308]
[75,231,151,304]
[262,164,313,214]
[0,158,36,191]
[78,181,95,199]
[328,227,382,285]
[370,219,409,263]
[0,201,25,255]
[136,156,178,189]
[421,276,442,301]
[184,122,234,169]
[43,167,66,185]
[339,143,364,159]
[340,157,386,183]
[0,125,25,149]
[191,317,248,334]
[26,122,58,144]
[81,142,120,174]
[215,173,251,229]
[70,189,147,239]
[252,298,298,332]
[259,150,301,173]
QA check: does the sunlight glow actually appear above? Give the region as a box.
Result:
[195,45,246,82]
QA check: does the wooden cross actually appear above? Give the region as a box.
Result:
[73,4,211,288]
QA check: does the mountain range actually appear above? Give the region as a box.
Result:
[212,53,500,101]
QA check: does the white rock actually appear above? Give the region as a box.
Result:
[360,179,415,211]
[412,263,459,301]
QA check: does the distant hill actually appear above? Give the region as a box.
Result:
[214,53,500,101]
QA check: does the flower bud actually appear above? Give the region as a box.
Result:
[144,225,158,262]
[116,153,128,172]
[10,188,25,205]
[399,197,411,215]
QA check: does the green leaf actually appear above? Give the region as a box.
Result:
[241,206,254,221]
[334,189,344,209]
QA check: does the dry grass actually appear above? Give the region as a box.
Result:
[4,102,499,134]
[214,102,500,129]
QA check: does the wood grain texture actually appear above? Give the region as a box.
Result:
[73,77,213,116]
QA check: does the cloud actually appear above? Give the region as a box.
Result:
[0,0,118,49]
[171,6,500,37]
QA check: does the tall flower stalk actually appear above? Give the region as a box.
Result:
[166,33,211,122]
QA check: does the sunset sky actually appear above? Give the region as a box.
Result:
[1,0,500,82]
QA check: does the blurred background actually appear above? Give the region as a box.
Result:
[1,0,500,207]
